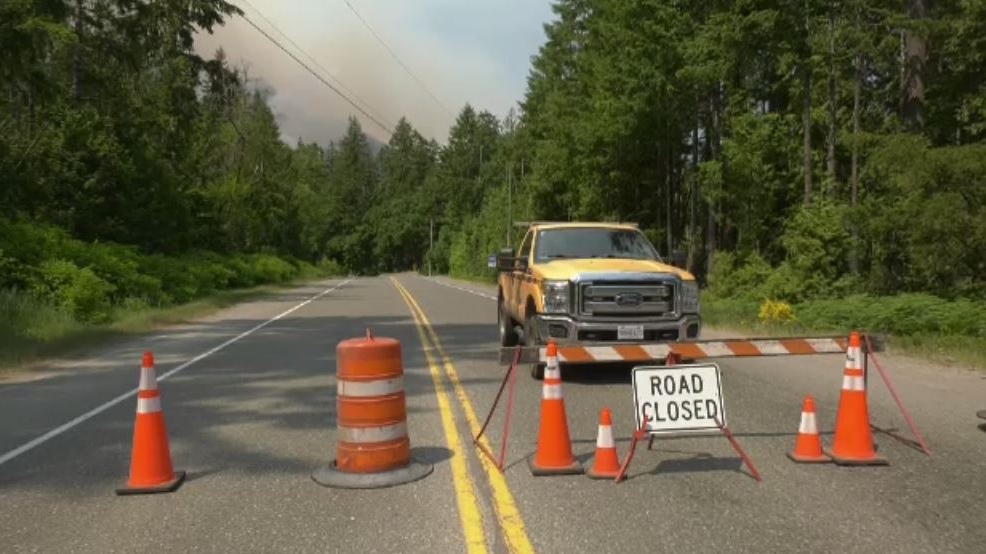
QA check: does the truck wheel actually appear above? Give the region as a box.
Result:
[524,316,545,380]
[498,298,519,347]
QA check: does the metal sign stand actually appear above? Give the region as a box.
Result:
[615,352,762,483]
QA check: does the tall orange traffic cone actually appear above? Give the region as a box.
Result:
[825,332,888,466]
[529,341,583,475]
[116,352,186,495]
[786,395,830,463]
[586,407,621,479]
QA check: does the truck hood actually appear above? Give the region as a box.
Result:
[534,258,695,281]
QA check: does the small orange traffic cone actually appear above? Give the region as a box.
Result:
[529,341,583,475]
[786,395,830,463]
[586,407,621,479]
[825,332,888,466]
[116,352,186,495]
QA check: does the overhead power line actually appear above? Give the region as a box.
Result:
[341,0,456,119]
[239,0,395,132]
[235,9,395,137]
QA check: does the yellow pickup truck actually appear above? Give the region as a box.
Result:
[495,221,701,378]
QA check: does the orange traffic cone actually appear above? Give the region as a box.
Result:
[116,352,186,495]
[586,407,621,479]
[786,395,830,463]
[825,332,888,466]
[529,341,583,475]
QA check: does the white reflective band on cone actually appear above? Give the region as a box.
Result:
[596,425,615,448]
[799,412,818,434]
[137,396,161,414]
[339,422,407,444]
[544,360,561,380]
[338,377,404,398]
[842,375,865,391]
[542,383,563,400]
[845,346,863,369]
[139,367,158,391]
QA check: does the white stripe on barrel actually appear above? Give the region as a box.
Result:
[798,411,818,434]
[137,396,161,414]
[596,424,615,448]
[337,377,404,397]
[338,422,407,444]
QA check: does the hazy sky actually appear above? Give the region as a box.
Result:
[193,0,556,147]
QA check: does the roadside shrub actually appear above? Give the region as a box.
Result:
[33,260,115,323]
[758,299,795,325]
[0,288,80,342]
[706,251,772,299]
[706,294,986,338]
[247,254,297,283]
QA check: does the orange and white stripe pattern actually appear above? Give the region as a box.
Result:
[335,333,411,473]
[538,337,849,364]
[842,333,866,392]
[542,343,563,400]
[137,352,162,414]
[799,403,819,435]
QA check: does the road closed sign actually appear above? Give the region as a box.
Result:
[631,363,727,435]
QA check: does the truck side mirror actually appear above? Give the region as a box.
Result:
[496,248,517,272]
[670,250,687,269]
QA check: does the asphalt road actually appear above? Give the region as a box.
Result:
[1,274,984,553]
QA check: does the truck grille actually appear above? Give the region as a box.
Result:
[579,282,676,317]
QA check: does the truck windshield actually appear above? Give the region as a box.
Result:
[534,228,661,262]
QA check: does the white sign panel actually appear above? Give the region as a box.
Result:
[631,363,727,435]
[487,255,497,268]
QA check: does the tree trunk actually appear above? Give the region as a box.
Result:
[850,53,861,275]
[705,84,722,278]
[902,0,926,132]
[826,2,837,188]
[688,119,699,272]
[72,0,85,103]
[803,67,813,206]
[666,140,673,256]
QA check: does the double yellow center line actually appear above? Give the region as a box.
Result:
[391,277,534,554]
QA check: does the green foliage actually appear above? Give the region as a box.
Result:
[706,294,986,339]
[33,260,115,324]
[0,218,339,330]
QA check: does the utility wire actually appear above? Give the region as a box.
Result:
[341,0,456,119]
[235,10,395,137]
[239,0,395,132]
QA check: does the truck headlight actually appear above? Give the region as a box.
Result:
[542,281,570,314]
[680,281,700,313]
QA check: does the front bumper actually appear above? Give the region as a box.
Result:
[533,313,702,345]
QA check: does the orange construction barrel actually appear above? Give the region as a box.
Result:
[313,329,433,489]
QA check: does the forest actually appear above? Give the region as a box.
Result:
[2,0,985,364]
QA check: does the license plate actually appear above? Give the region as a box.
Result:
[617,325,644,340]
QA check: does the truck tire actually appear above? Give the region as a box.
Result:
[524,315,545,380]
[498,297,519,347]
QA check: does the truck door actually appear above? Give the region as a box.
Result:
[512,230,533,316]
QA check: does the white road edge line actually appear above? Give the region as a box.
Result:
[0,279,352,467]
[424,276,496,301]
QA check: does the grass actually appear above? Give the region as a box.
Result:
[0,279,321,374]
